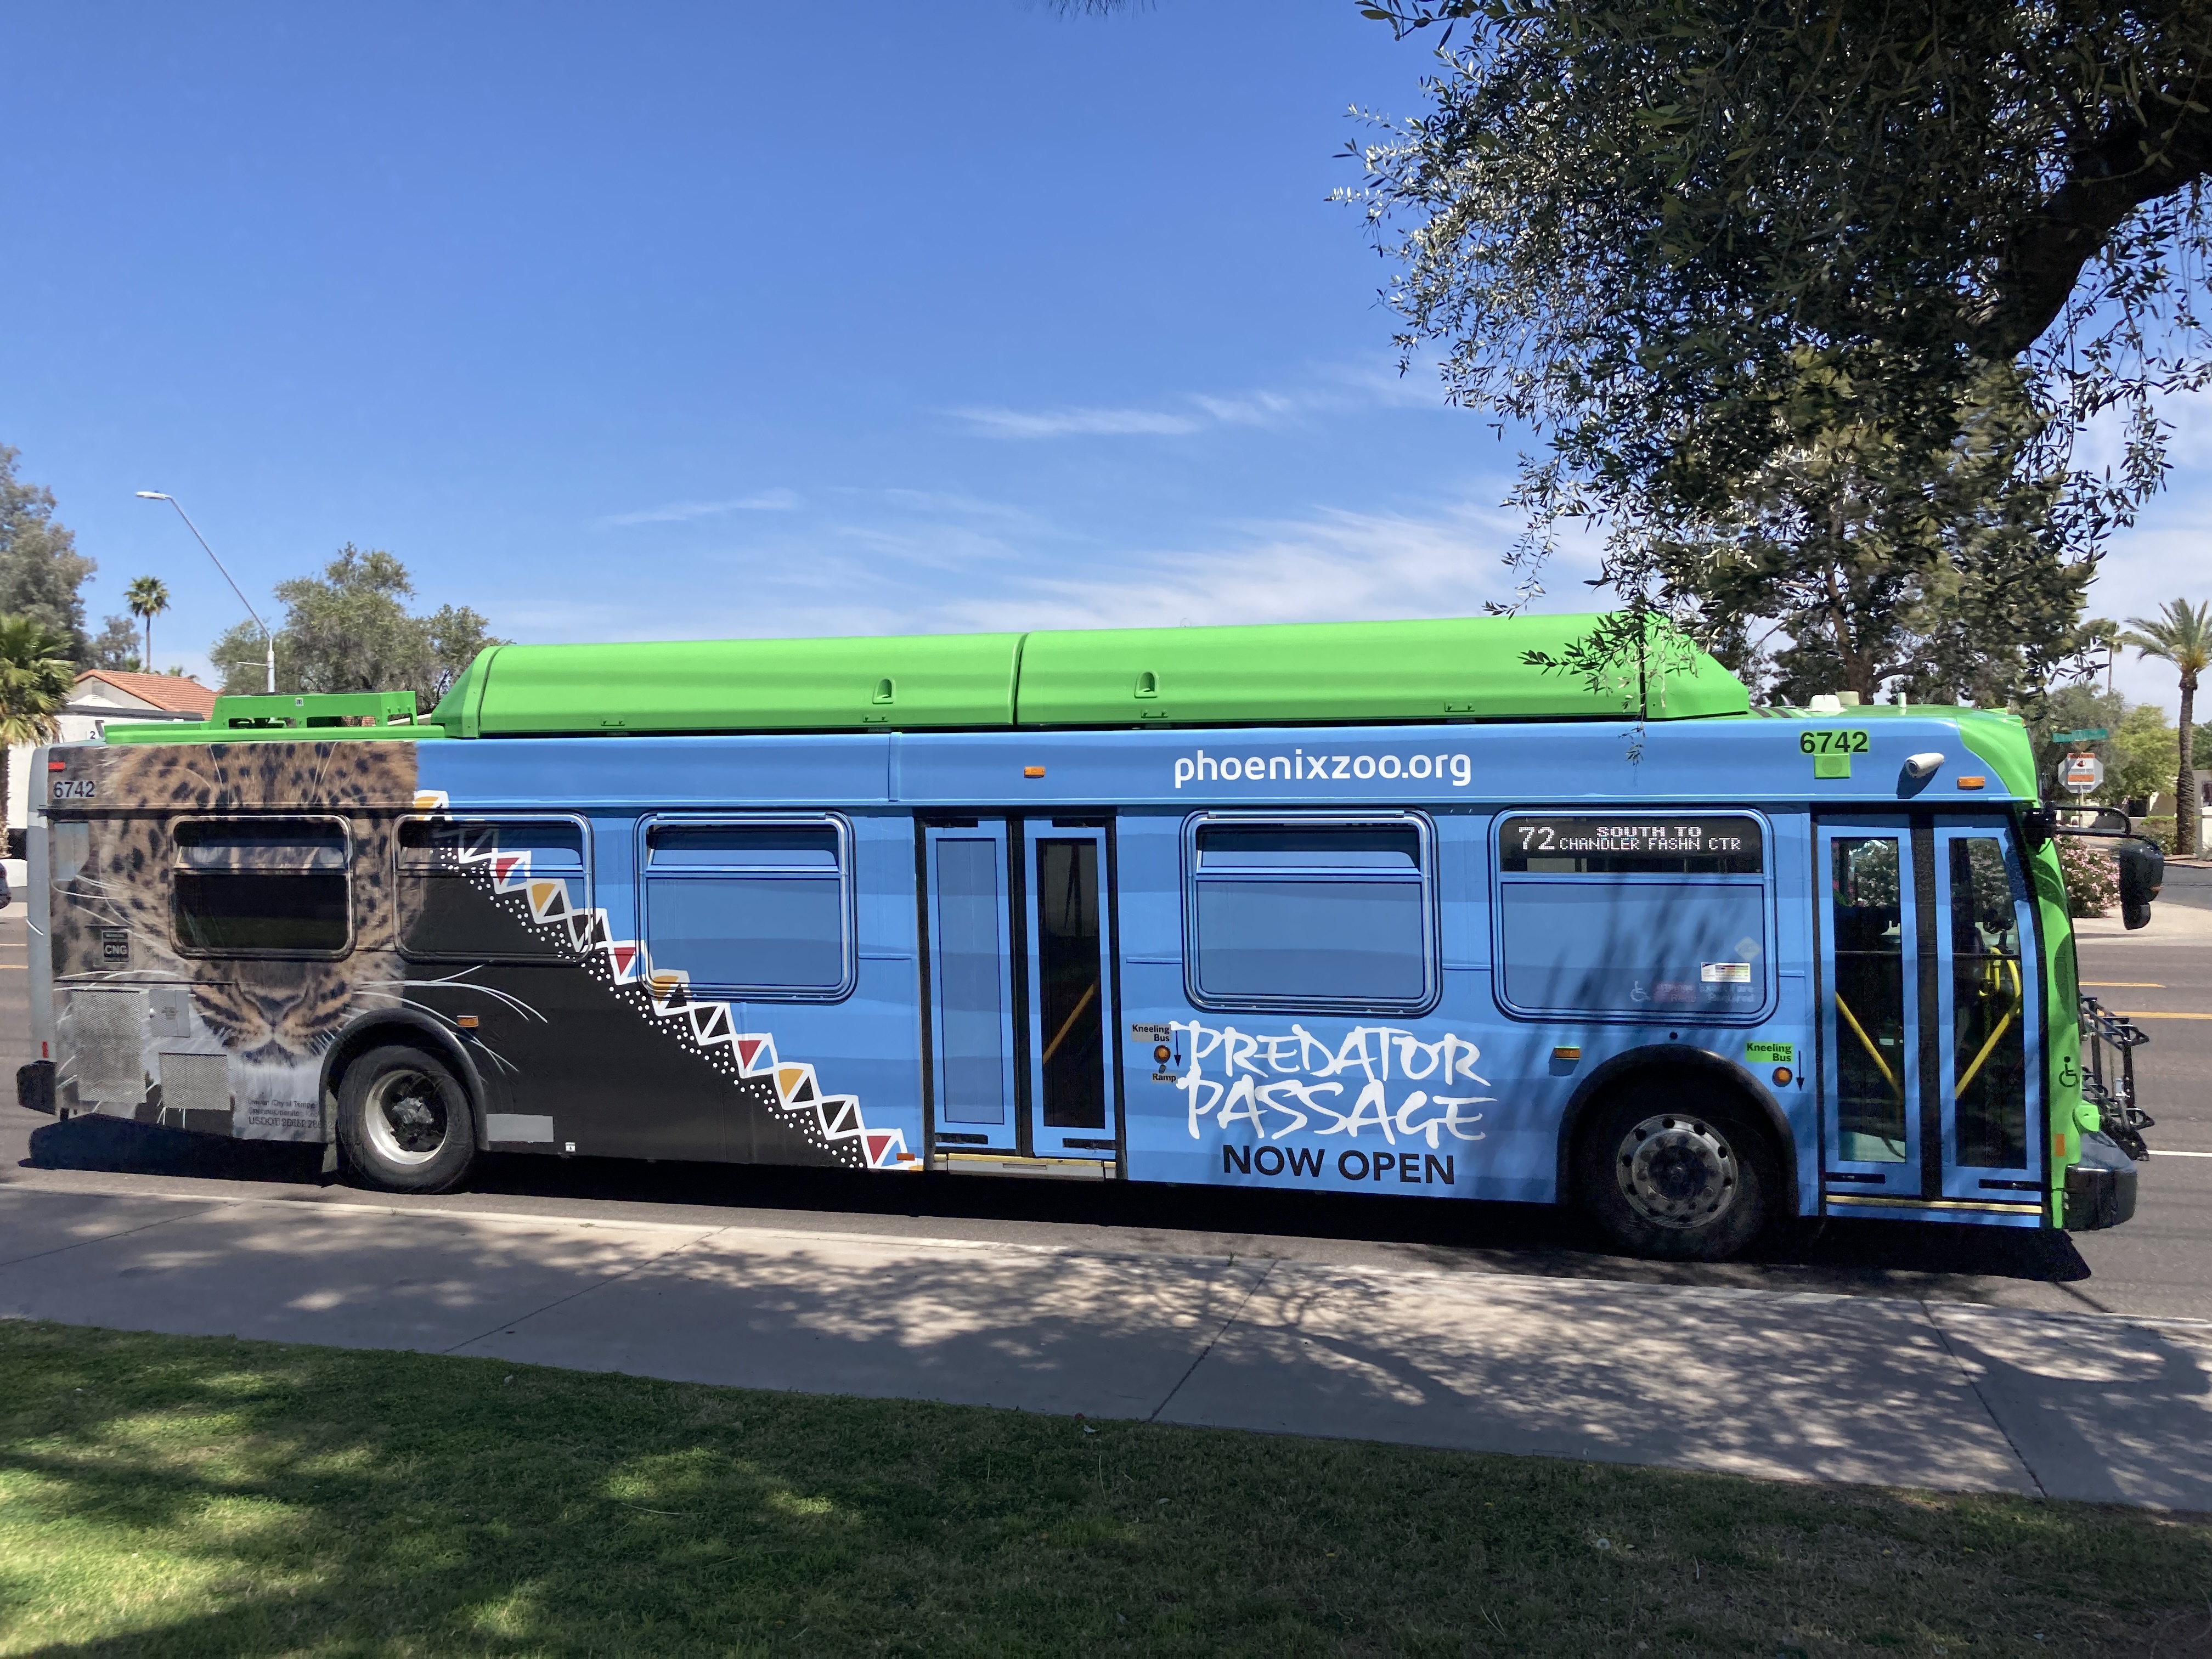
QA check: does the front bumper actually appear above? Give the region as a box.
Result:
[2064,1131,2139,1230]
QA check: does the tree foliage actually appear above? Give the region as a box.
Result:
[1348,0,2212,704]
[2119,595,2209,851]
[211,546,504,708]
[85,616,141,673]
[0,612,77,833]
[2026,677,2206,819]
[125,576,171,673]
[0,447,96,661]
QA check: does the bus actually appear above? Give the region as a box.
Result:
[15,613,2156,1261]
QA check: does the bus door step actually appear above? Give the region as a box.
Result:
[933,1152,1116,1180]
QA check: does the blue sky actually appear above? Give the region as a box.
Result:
[2,2,2202,714]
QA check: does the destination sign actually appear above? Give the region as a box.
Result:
[1499,815,1764,874]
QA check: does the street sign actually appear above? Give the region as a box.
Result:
[2062,753,2104,795]
[2049,727,2109,743]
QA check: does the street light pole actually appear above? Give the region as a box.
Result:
[133,492,275,694]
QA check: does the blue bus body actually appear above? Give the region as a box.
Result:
[29,698,2127,1251]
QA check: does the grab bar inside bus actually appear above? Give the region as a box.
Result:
[1833,993,1899,1096]
[1040,981,1099,1065]
[1953,957,2021,1100]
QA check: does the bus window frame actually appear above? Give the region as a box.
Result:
[392,812,596,965]
[1489,805,1779,1025]
[167,812,356,961]
[635,811,859,1003]
[1179,809,1440,1017]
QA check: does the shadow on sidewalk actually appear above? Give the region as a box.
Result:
[18,1112,2092,1300]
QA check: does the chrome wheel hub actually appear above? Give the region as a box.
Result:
[1615,1113,1737,1229]
[364,1070,449,1166]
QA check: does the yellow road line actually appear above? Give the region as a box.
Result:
[2115,1011,2212,1020]
[2081,981,2163,988]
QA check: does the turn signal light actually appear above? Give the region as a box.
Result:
[456,1015,479,1029]
[1956,776,1986,789]
[1023,766,1046,778]
[1552,1046,1582,1061]
[1773,1066,1793,1085]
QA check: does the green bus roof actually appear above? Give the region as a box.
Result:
[104,613,1752,744]
[433,613,1748,735]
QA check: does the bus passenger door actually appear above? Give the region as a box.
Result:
[1815,816,2045,1215]
[1931,821,2041,1201]
[1021,822,1119,1163]
[923,822,1020,1152]
[1815,820,1925,1201]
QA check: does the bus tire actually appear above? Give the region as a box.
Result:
[1576,1080,1775,1262]
[336,1044,477,1194]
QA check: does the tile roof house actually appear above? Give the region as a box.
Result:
[66,669,219,722]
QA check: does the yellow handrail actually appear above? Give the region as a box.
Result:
[1040,980,1099,1065]
[1834,992,1900,1097]
[1954,957,2022,1100]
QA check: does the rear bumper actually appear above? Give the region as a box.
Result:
[2064,1131,2139,1231]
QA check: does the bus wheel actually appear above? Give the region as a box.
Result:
[337,1045,477,1194]
[1578,1084,1774,1262]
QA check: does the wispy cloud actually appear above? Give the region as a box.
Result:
[945,358,1456,442]
[597,489,802,526]
[573,498,1597,642]
[945,405,1207,439]
[937,503,1589,634]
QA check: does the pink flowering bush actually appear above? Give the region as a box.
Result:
[2056,836,2119,918]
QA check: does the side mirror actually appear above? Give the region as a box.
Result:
[2117,843,2164,930]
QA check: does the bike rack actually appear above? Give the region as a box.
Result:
[2079,994,2154,1160]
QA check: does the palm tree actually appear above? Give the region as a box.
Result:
[2120,597,2211,856]
[0,613,77,850]
[126,576,171,671]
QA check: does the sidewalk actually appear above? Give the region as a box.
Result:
[2074,894,2212,940]
[3,1180,2207,1510]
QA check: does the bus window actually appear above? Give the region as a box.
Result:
[1184,816,1434,1011]
[172,817,351,956]
[1949,836,2028,1169]
[1496,814,1768,1019]
[1830,836,1908,1162]
[641,818,854,998]
[397,819,586,961]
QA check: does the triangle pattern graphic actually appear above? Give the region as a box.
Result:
[424,815,912,1172]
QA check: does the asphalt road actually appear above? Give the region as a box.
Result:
[3,906,2205,1322]
[2159,856,2212,911]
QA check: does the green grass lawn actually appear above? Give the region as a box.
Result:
[0,1321,2207,1656]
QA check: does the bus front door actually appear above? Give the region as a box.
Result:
[1815,817,2044,1218]
[921,819,1121,1166]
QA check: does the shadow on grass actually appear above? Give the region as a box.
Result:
[2,1322,2209,1658]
